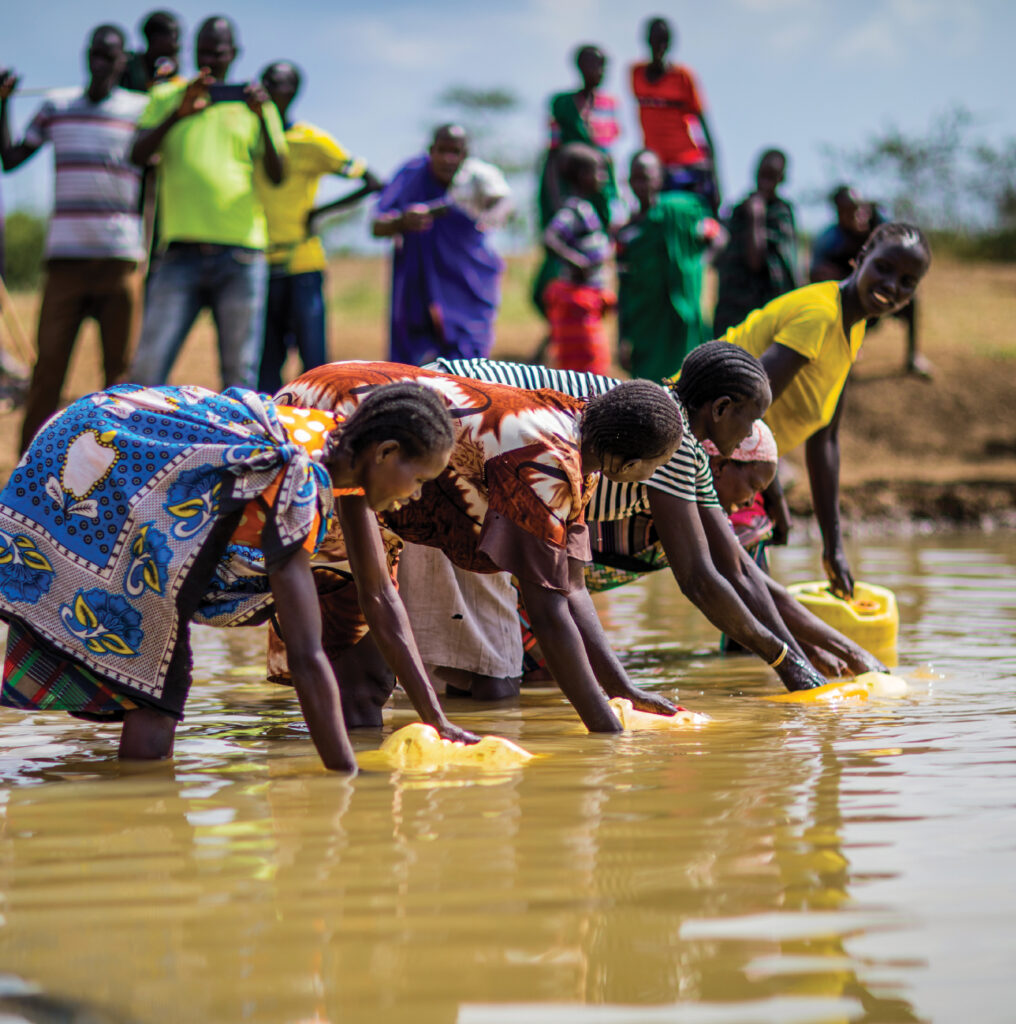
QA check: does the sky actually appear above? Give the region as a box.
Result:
[3,0,1015,244]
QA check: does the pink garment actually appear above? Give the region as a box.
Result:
[702,420,778,463]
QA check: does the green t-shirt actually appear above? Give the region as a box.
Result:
[139,81,288,248]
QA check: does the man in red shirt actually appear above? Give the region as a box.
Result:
[631,17,720,213]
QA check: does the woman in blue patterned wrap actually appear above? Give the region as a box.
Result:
[0,380,471,772]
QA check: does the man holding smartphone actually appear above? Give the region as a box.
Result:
[128,15,287,390]
[372,124,511,365]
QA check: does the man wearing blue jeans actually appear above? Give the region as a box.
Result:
[128,16,287,388]
[255,61,381,393]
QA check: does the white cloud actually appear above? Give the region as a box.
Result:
[832,0,983,63]
[731,0,811,10]
[832,15,900,61]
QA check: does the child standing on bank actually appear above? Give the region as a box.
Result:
[542,143,615,375]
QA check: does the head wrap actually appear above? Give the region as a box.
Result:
[702,420,778,463]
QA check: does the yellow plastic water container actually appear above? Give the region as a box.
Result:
[764,671,909,704]
[357,722,536,772]
[607,697,710,730]
[787,580,899,652]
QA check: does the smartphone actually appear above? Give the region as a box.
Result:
[207,83,248,103]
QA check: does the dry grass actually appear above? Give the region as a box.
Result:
[2,253,1015,500]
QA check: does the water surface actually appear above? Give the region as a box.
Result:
[1,532,1014,1023]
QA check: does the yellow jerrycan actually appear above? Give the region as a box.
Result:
[607,697,710,730]
[357,722,536,772]
[787,580,899,652]
[764,671,909,704]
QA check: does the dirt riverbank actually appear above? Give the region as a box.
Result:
[2,254,1014,531]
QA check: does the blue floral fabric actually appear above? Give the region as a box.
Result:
[0,385,333,714]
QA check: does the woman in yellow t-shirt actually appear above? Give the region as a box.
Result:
[721,222,931,597]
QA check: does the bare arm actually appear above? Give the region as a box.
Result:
[244,82,285,185]
[543,222,591,274]
[542,147,564,221]
[518,568,623,733]
[805,390,852,597]
[744,194,767,273]
[269,548,357,772]
[648,488,825,690]
[131,71,212,167]
[698,112,721,212]
[0,73,41,171]
[758,342,809,401]
[337,495,477,743]
[308,175,382,233]
[761,473,792,546]
[564,560,677,716]
[765,575,887,675]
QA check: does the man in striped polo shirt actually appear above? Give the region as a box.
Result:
[0,25,147,452]
[391,352,886,696]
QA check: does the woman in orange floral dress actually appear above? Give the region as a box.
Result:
[273,360,686,733]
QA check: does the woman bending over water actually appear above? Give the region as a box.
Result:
[0,381,472,772]
[273,361,685,734]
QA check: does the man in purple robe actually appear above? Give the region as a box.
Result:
[372,124,511,364]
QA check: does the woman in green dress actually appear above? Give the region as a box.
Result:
[617,150,722,382]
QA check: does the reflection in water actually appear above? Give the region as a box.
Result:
[0,533,1014,1022]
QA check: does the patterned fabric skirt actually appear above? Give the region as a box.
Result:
[1,620,138,720]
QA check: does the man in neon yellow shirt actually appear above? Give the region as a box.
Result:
[255,61,381,393]
[128,16,288,389]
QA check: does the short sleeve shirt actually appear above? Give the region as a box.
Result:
[139,81,288,248]
[255,120,366,273]
[275,362,596,593]
[720,281,866,453]
[631,63,707,167]
[25,88,147,260]
[429,358,722,518]
[545,197,611,289]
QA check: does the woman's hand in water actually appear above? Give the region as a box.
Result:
[623,686,678,716]
[843,645,888,676]
[434,719,480,745]
[777,650,827,691]
[802,642,849,678]
[822,546,855,599]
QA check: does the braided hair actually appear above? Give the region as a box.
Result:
[856,221,931,265]
[325,382,454,463]
[581,380,683,463]
[673,341,769,414]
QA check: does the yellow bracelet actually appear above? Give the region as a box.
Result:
[769,642,789,669]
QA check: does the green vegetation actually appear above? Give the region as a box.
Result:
[3,211,46,290]
[825,106,1016,261]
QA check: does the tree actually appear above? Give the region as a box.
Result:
[434,84,533,176]
[822,106,1016,235]
[434,83,537,244]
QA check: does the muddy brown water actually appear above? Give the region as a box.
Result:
[0,532,1014,1024]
